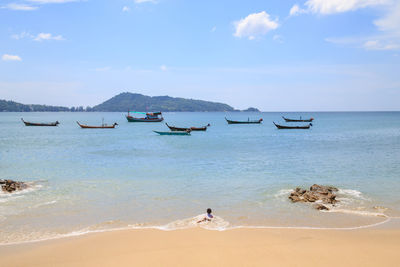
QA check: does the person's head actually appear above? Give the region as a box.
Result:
[207,208,212,214]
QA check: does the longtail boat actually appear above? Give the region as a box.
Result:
[190,124,210,131]
[126,111,163,122]
[153,130,191,136]
[282,116,314,122]
[273,122,312,129]
[77,121,118,129]
[166,123,210,132]
[225,117,263,124]
[21,118,59,126]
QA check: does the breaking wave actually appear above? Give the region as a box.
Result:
[2,212,398,246]
[0,181,44,203]
[0,187,396,246]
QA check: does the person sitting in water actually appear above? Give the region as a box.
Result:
[197,208,214,223]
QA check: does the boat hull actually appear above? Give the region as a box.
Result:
[153,131,191,136]
[190,127,207,131]
[126,116,164,122]
[77,122,117,129]
[166,123,208,131]
[21,118,59,126]
[273,122,311,129]
[282,116,314,122]
[225,118,262,124]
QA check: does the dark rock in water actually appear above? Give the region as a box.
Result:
[289,194,304,203]
[303,192,319,202]
[295,187,306,194]
[313,204,329,210]
[310,184,338,193]
[288,184,339,210]
[1,179,28,193]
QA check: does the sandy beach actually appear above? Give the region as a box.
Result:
[1,228,399,267]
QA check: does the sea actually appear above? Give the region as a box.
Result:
[1,112,400,245]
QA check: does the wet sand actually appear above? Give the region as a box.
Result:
[1,228,399,267]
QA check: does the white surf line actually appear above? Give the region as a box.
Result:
[1,215,397,247]
[229,217,391,231]
[0,226,132,247]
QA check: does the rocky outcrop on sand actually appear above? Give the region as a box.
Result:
[289,184,339,211]
[0,179,28,193]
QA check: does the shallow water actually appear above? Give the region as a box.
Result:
[1,112,400,244]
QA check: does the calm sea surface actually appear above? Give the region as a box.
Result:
[1,112,400,244]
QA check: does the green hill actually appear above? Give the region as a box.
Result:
[242,107,260,112]
[91,92,235,112]
[0,99,70,112]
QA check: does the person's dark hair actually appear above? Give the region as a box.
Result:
[207,208,212,214]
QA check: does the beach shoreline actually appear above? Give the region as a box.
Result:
[1,227,399,267]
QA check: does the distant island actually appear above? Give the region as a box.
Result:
[91,92,235,112]
[242,107,260,112]
[0,99,71,112]
[0,92,260,112]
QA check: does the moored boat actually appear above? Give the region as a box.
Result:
[225,117,263,124]
[166,123,210,131]
[273,122,312,129]
[126,111,163,122]
[21,118,59,126]
[77,121,118,129]
[166,123,189,131]
[190,124,210,131]
[282,116,314,122]
[153,130,191,136]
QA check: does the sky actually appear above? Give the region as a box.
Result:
[0,0,399,111]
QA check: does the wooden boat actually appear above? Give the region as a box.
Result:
[77,121,118,129]
[126,111,163,122]
[282,116,314,122]
[190,124,210,131]
[21,118,59,126]
[166,123,210,132]
[273,122,312,129]
[225,117,263,124]
[153,130,191,136]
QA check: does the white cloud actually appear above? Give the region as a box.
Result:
[289,4,307,16]
[326,35,400,51]
[374,1,400,35]
[11,32,34,40]
[160,65,167,71]
[363,40,400,50]
[304,0,389,14]
[11,32,64,42]
[233,11,279,40]
[211,26,217,32]
[122,6,130,12]
[34,33,64,41]
[3,0,80,11]
[2,54,22,61]
[293,0,400,51]
[134,0,157,4]
[3,3,38,10]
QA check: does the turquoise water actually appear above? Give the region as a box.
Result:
[1,112,400,244]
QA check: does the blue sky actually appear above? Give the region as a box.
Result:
[0,0,399,111]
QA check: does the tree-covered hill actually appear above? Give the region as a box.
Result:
[0,99,70,112]
[91,92,235,112]
[1,93,256,112]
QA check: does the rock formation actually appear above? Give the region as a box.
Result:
[0,179,28,193]
[289,184,339,210]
